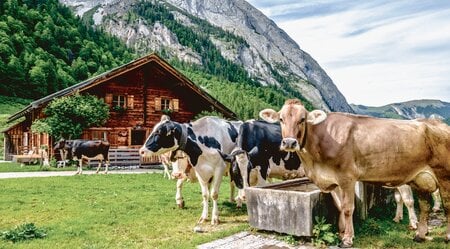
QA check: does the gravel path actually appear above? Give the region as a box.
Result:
[0,168,162,179]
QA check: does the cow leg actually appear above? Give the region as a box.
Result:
[230,180,246,209]
[176,178,185,208]
[95,160,102,174]
[229,180,236,203]
[104,159,109,174]
[398,185,418,229]
[339,183,356,248]
[210,171,223,225]
[330,187,344,239]
[432,189,441,212]
[75,160,82,175]
[197,178,210,224]
[393,188,404,223]
[411,171,438,242]
[235,189,245,208]
[443,189,450,242]
[80,159,84,174]
[414,191,430,242]
[434,171,450,242]
[163,163,171,179]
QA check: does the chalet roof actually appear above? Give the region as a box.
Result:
[7,53,237,123]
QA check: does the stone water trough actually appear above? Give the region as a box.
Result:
[245,178,335,237]
[246,178,368,237]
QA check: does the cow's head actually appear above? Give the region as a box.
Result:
[259,99,327,151]
[170,151,195,181]
[53,138,73,160]
[219,147,259,190]
[139,115,185,156]
[53,138,66,152]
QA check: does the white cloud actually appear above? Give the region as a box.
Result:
[248,0,450,106]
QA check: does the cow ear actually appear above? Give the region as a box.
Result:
[259,109,280,123]
[161,115,170,122]
[307,110,327,125]
[217,150,233,163]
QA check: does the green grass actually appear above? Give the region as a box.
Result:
[0,173,249,249]
[0,167,448,248]
[0,96,31,115]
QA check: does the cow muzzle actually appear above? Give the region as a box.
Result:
[139,146,152,157]
[171,172,185,180]
[281,138,299,151]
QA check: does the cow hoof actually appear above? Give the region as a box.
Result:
[197,218,207,224]
[177,201,185,209]
[393,217,401,223]
[408,225,417,230]
[432,207,440,213]
[211,219,220,225]
[339,241,353,248]
[413,235,426,243]
[193,226,204,233]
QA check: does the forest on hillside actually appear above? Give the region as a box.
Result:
[0,0,312,120]
[0,0,135,99]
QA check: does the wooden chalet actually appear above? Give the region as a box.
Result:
[3,53,236,164]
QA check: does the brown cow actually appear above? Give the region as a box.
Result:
[260,99,450,247]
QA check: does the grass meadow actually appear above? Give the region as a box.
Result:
[0,163,448,249]
[0,171,248,249]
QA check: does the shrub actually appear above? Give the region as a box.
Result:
[1,223,47,243]
[312,216,339,248]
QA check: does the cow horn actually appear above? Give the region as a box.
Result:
[248,147,258,159]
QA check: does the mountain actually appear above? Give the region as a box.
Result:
[351,100,450,124]
[59,0,353,113]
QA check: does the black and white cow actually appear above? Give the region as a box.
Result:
[221,120,305,193]
[139,115,242,225]
[393,185,442,230]
[54,139,110,174]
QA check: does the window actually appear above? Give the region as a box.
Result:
[92,131,108,141]
[105,94,133,110]
[113,95,126,108]
[161,98,170,110]
[155,97,179,112]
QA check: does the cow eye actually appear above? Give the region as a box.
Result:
[279,118,283,123]
[299,118,305,124]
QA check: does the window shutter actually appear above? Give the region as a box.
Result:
[105,93,113,106]
[172,99,179,112]
[127,95,134,109]
[155,97,161,111]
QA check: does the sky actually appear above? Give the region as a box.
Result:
[247,0,450,106]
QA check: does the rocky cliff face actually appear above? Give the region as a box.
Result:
[60,0,354,112]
